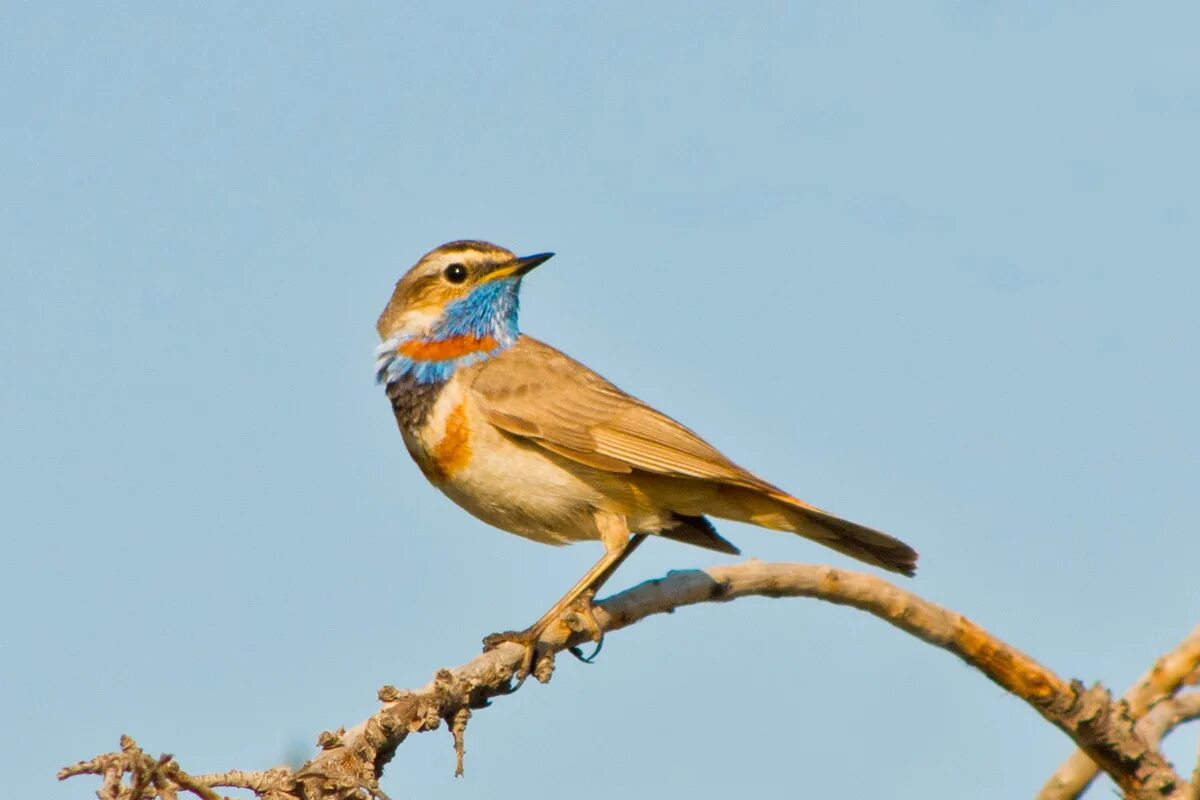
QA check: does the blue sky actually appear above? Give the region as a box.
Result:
[3,3,1198,798]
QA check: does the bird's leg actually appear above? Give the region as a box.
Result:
[564,532,650,662]
[589,531,650,596]
[482,523,648,673]
[481,533,644,649]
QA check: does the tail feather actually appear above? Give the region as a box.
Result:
[657,513,741,555]
[714,484,918,576]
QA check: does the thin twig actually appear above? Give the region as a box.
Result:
[1135,693,1200,749]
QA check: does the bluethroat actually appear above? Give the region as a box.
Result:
[376,241,917,658]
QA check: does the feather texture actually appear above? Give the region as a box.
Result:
[474,338,752,484]
[471,337,918,576]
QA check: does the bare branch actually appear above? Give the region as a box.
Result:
[1039,624,1200,800]
[1139,694,1200,800]
[1134,693,1200,750]
[189,768,294,794]
[58,736,295,800]
[61,561,1192,800]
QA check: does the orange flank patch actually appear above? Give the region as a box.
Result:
[398,335,498,362]
[433,401,473,479]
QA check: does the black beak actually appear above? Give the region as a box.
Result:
[513,252,554,276]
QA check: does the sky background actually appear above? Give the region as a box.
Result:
[3,3,1198,798]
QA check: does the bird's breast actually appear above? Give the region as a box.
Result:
[393,373,622,545]
[397,375,476,484]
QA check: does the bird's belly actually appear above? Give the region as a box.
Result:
[399,390,608,545]
[434,430,609,545]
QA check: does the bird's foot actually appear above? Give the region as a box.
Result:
[481,627,553,684]
[482,590,607,681]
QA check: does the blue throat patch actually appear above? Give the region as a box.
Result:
[375,278,522,386]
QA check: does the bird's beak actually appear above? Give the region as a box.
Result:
[514,252,555,275]
[480,252,555,283]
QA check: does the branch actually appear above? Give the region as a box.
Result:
[1038,624,1200,800]
[1135,693,1200,750]
[56,735,297,800]
[1140,694,1200,800]
[60,561,1191,799]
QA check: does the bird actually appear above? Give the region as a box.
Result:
[375,240,917,658]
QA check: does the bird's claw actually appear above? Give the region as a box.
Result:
[563,590,605,664]
[483,591,606,681]
[567,636,604,664]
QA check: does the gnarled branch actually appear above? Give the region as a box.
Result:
[1038,624,1200,800]
[60,561,1194,800]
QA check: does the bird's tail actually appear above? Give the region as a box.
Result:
[710,484,918,576]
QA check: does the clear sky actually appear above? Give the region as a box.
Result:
[4,3,1198,798]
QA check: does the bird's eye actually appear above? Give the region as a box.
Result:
[444,263,468,284]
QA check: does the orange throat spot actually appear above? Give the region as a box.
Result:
[398,335,498,362]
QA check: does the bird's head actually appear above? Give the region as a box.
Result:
[375,240,554,385]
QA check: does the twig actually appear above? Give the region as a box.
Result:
[58,736,289,800]
[1137,694,1200,800]
[1135,693,1200,749]
[188,769,293,793]
[448,707,471,778]
[1038,624,1200,800]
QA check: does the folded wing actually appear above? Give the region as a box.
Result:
[471,336,917,575]
[472,337,755,483]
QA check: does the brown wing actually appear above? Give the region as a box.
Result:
[470,337,765,488]
[470,336,919,577]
